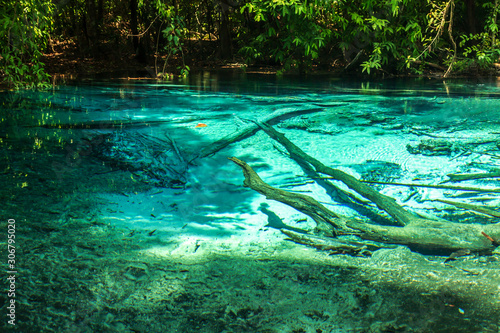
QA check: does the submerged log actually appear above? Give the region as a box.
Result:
[358,180,500,193]
[255,122,415,226]
[228,156,352,235]
[189,106,342,162]
[281,229,371,256]
[446,170,500,182]
[433,198,500,218]
[229,123,500,253]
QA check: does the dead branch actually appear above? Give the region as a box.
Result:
[445,170,500,182]
[189,107,333,163]
[230,123,500,253]
[228,157,352,235]
[281,229,372,256]
[255,121,416,226]
[358,180,500,193]
[433,198,500,218]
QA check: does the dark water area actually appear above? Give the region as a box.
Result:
[1,72,499,332]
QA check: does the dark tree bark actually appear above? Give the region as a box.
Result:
[130,0,138,50]
[217,0,239,59]
[130,0,147,63]
[205,0,214,41]
[97,0,104,26]
[84,0,98,56]
[465,0,476,35]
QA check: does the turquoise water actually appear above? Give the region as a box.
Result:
[1,73,500,332]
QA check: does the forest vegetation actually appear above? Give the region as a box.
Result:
[2,0,500,88]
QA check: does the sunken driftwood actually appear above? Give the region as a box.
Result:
[230,123,500,253]
[280,229,381,256]
[86,107,332,188]
[359,180,500,193]
[188,106,342,162]
[433,199,500,219]
[445,169,500,183]
[228,156,353,235]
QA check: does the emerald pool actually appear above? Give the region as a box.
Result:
[1,73,499,332]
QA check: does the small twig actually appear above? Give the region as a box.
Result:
[445,170,500,183]
[456,267,480,275]
[481,231,500,247]
[433,198,500,218]
[127,14,161,38]
[481,152,500,159]
[278,180,315,188]
[344,49,365,71]
[349,180,500,193]
[165,133,186,165]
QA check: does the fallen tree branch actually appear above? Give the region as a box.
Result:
[255,121,416,226]
[357,180,500,193]
[445,170,500,183]
[230,123,500,252]
[433,198,500,218]
[189,107,338,162]
[281,229,373,256]
[228,157,353,235]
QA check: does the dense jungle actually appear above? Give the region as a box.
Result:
[2,0,500,88]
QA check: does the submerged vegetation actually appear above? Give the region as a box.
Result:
[2,0,500,87]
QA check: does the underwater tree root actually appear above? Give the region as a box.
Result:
[229,123,500,253]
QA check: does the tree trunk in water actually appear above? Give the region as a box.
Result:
[229,123,500,254]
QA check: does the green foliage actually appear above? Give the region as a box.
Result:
[155,1,190,78]
[337,0,427,75]
[0,0,54,88]
[454,32,500,72]
[455,0,500,72]
[3,0,500,83]
[240,0,334,72]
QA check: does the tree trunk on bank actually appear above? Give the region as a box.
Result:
[217,0,234,59]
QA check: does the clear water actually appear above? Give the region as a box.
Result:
[1,72,499,331]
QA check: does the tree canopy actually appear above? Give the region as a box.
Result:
[1,0,500,87]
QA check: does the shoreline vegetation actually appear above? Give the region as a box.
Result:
[4,0,500,88]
